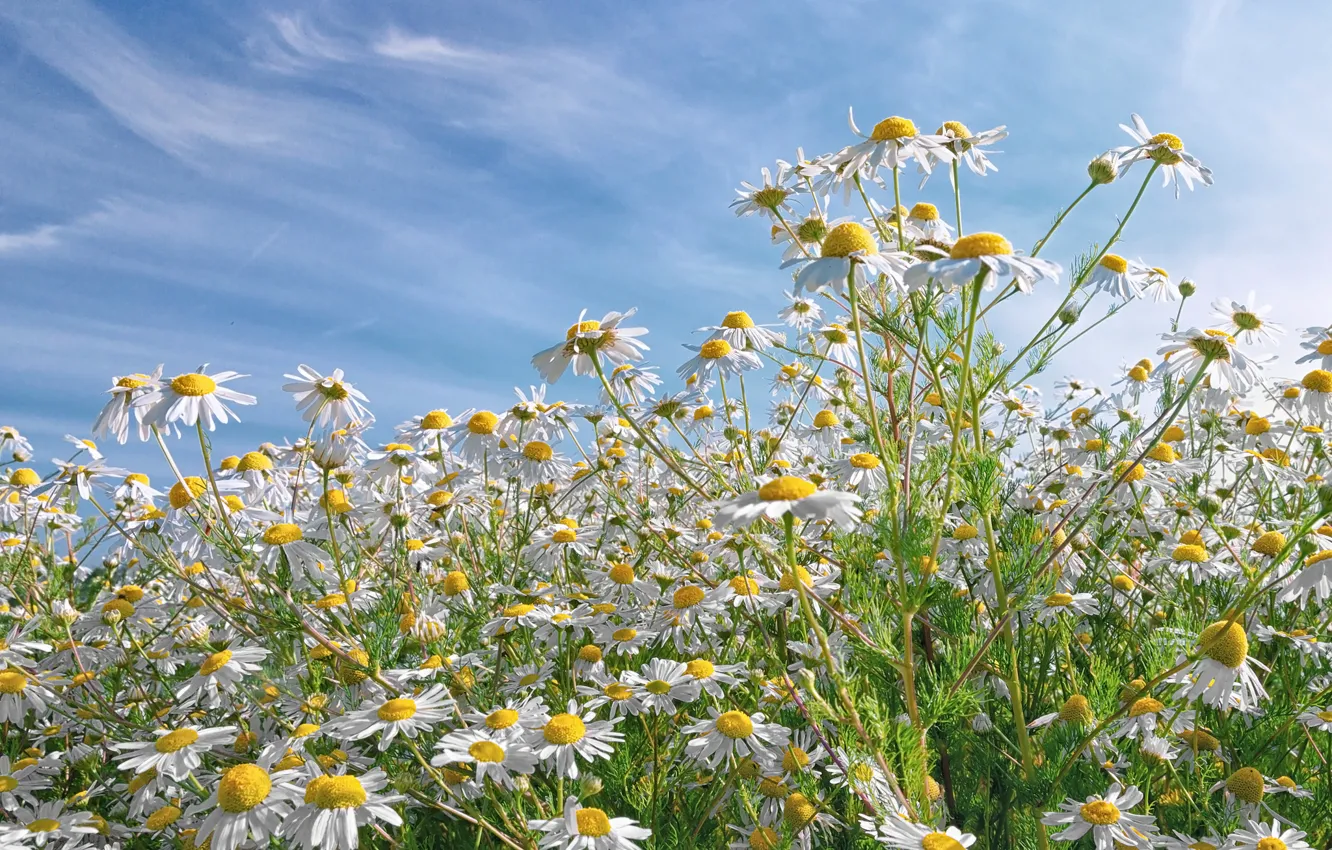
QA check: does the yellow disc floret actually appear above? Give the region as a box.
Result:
[950,232,1012,259]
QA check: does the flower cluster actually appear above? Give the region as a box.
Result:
[2,111,1330,850]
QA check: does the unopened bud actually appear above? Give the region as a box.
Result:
[1088,153,1119,185]
[1058,306,1081,326]
[1178,279,1197,298]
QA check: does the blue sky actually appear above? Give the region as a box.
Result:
[0,0,1321,474]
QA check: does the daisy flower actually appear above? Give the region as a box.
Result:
[1224,820,1312,850]
[447,410,504,464]
[1041,783,1158,850]
[785,222,911,298]
[1296,705,1332,731]
[282,365,371,429]
[531,309,650,384]
[1175,617,1268,710]
[91,368,161,444]
[625,659,701,713]
[1,801,99,848]
[1086,254,1150,301]
[1114,113,1213,197]
[779,291,824,330]
[175,645,269,709]
[676,339,762,381]
[730,162,800,221]
[432,729,538,789]
[1295,325,1332,369]
[1033,591,1099,624]
[1157,328,1261,394]
[680,657,745,699]
[714,475,862,530]
[683,707,789,769]
[829,451,889,494]
[905,202,953,241]
[527,795,651,850]
[862,815,977,850]
[1293,368,1332,421]
[114,724,236,780]
[837,110,952,181]
[136,366,257,433]
[700,311,786,352]
[924,119,1007,182]
[507,440,574,488]
[0,667,54,723]
[1212,293,1283,345]
[190,763,303,850]
[903,232,1060,294]
[528,700,623,779]
[281,768,404,850]
[326,684,453,750]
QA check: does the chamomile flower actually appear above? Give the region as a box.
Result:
[838,110,952,180]
[190,763,303,850]
[114,725,237,780]
[903,232,1060,294]
[683,707,789,768]
[1295,325,1332,369]
[677,339,762,382]
[92,368,161,444]
[1041,783,1158,850]
[527,795,651,850]
[1158,328,1261,394]
[829,451,890,494]
[326,685,453,750]
[0,667,54,722]
[531,309,650,384]
[1087,254,1150,301]
[136,367,257,433]
[786,222,911,298]
[1174,617,1268,710]
[175,645,269,708]
[529,701,623,779]
[1297,705,1332,732]
[1224,821,1312,850]
[282,769,403,850]
[432,730,538,789]
[282,365,371,429]
[701,311,786,352]
[714,476,861,530]
[1114,114,1213,197]
[1034,591,1100,624]
[779,292,824,330]
[730,162,800,221]
[1,802,99,848]
[625,659,701,713]
[863,816,977,850]
[1213,294,1283,345]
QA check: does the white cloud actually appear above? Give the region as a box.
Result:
[0,223,63,254]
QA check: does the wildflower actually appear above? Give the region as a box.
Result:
[282,365,371,429]
[190,763,303,850]
[1041,783,1158,849]
[531,309,650,384]
[136,366,257,433]
[1114,114,1213,197]
[785,222,911,297]
[326,685,454,750]
[528,700,623,779]
[282,769,404,850]
[527,795,651,850]
[113,725,237,780]
[683,707,789,768]
[903,232,1060,294]
[714,476,861,529]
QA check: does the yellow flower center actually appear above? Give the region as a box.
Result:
[715,710,755,739]
[1078,800,1120,825]
[783,792,817,830]
[729,576,760,596]
[1252,531,1286,556]
[910,202,939,221]
[700,339,733,360]
[1200,619,1249,668]
[312,775,366,809]
[522,441,553,462]
[575,808,612,837]
[870,116,918,141]
[1179,728,1219,750]
[757,476,816,502]
[1147,132,1184,165]
[262,523,303,546]
[778,567,813,591]
[1147,444,1177,463]
[848,452,880,469]
[217,764,272,813]
[612,628,638,642]
[26,820,62,833]
[1116,462,1147,483]
[468,740,505,763]
[168,477,208,510]
[686,659,716,679]
[722,311,755,329]
[315,593,347,610]
[608,563,636,585]
[145,805,182,830]
[377,698,417,722]
[102,598,135,622]
[8,468,40,487]
[673,585,706,608]
[578,644,603,663]
[543,713,587,745]
[950,232,1012,259]
[1302,369,1332,394]
[199,650,232,676]
[486,709,519,730]
[1171,544,1207,563]
[503,603,534,618]
[1225,766,1265,803]
[443,571,470,596]
[922,834,966,850]
[1129,697,1164,717]
[0,776,16,793]
[421,410,452,430]
[1099,254,1129,274]
[116,374,151,389]
[155,728,200,753]
[1045,592,1074,607]
[171,374,217,396]
[1256,840,1287,850]
[1317,710,1332,722]
[645,679,672,695]
[566,320,602,340]
[781,745,810,773]
[749,826,780,850]
[821,222,877,258]
[953,524,979,541]
[1058,694,1093,724]
[1318,340,1332,356]
[468,412,499,435]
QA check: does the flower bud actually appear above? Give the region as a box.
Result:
[1088,153,1119,185]
[1058,306,1081,326]
[1178,278,1197,298]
